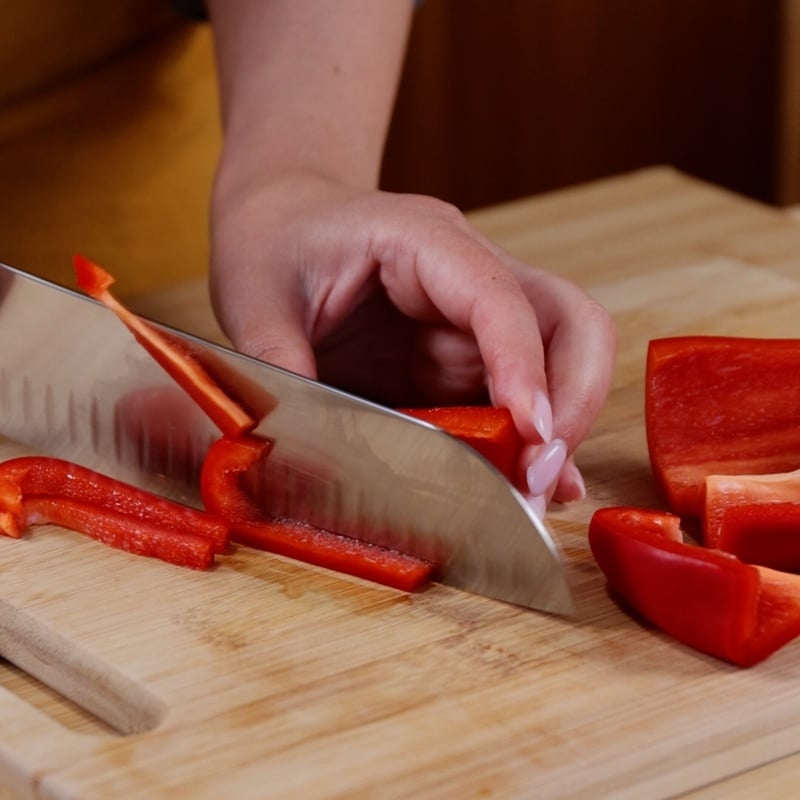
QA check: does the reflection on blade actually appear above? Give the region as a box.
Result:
[0,262,573,613]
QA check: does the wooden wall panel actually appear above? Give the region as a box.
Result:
[381,0,782,210]
[776,0,800,204]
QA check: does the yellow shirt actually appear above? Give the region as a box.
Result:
[0,1,220,295]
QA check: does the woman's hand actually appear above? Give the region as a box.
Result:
[209,170,617,511]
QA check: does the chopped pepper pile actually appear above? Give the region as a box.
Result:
[590,335,800,666]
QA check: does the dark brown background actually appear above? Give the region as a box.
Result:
[381,0,785,211]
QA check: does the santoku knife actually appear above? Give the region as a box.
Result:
[0,262,573,613]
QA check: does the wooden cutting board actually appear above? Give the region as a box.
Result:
[3,167,800,799]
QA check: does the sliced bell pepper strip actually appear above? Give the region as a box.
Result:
[73,253,257,437]
[398,406,523,484]
[589,506,800,666]
[0,456,229,553]
[0,456,230,569]
[229,517,435,592]
[704,470,800,572]
[18,497,216,570]
[200,435,435,591]
[645,336,800,517]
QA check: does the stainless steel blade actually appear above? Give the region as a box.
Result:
[0,262,573,613]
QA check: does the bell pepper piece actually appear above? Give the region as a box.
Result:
[398,406,523,483]
[20,497,216,570]
[73,253,256,437]
[0,476,23,538]
[199,435,273,521]
[1,456,229,553]
[0,456,230,569]
[0,512,20,540]
[230,518,435,592]
[589,506,800,666]
[200,435,435,591]
[704,470,800,571]
[646,336,800,517]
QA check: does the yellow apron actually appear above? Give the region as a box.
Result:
[0,1,220,295]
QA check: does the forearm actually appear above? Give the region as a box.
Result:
[205,0,413,190]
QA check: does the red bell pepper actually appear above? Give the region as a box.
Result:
[200,435,435,591]
[73,254,257,437]
[589,506,800,666]
[398,406,523,484]
[703,470,800,572]
[0,456,230,569]
[646,336,800,517]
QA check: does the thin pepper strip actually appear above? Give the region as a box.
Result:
[589,506,800,666]
[18,497,216,570]
[201,435,435,591]
[2,456,229,553]
[0,457,229,569]
[399,406,524,484]
[73,253,256,437]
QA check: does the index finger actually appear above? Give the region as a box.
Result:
[373,197,553,444]
[509,260,618,452]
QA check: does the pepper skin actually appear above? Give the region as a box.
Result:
[74,253,256,437]
[646,336,800,517]
[398,406,524,484]
[589,506,800,667]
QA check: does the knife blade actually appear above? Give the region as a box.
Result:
[0,262,573,613]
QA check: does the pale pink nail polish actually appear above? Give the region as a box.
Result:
[526,439,567,496]
[525,492,548,520]
[532,391,553,443]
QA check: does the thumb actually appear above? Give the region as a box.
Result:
[237,321,318,380]
[209,276,318,380]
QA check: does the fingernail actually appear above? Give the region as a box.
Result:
[560,460,587,502]
[532,391,553,443]
[526,439,567,496]
[525,492,548,520]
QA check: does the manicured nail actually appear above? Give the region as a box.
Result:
[525,492,548,520]
[532,391,553,443]
[559,460,587,502]
[526,439,567,496]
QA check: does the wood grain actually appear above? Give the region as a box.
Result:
[3,168,800,798]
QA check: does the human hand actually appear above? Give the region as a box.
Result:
[208,170,616,512]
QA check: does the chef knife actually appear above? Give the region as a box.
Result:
[0,262,573,613]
